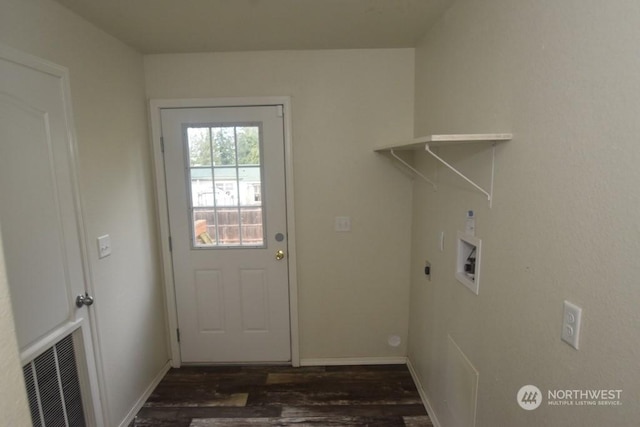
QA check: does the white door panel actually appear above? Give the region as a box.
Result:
[0,46,101,425]
[162,106,291,363]
[0,95,75,347]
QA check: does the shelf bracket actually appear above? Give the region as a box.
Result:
[390,149,437,190]
[425,143,497,207]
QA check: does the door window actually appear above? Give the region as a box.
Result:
[185,124,265,248]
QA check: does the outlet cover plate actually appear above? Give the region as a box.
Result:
[561,300,582,350]
[334,216,351,232]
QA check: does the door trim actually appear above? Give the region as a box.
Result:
[149,97,299,367]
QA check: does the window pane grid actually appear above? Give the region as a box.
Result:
[187,124,263,248]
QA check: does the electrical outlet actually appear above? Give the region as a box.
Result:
[561,300,582,350]
[424,261,431,281]
[334,216,351,232]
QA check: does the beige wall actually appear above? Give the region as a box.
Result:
[0,0,168,425]
[0,227,31,426]
[145,49,415,360]
[408,0,640,426]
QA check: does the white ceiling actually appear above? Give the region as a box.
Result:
[53,0,454,54]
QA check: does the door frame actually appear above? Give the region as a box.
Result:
[149,97,299,367]
[0,43,105,426]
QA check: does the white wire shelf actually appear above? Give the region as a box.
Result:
[375,133,513,207]
[374,133,512,152]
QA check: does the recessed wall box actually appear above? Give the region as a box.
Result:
[456,232,481,295]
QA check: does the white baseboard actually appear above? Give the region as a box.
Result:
[118,360,171,427]
[406,358,442,427]
[300,356,408,366]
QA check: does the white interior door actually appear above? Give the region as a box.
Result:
[0,46,102,424]
[161,105,291,363]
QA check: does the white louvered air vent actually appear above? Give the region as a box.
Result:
[23,333,86,427]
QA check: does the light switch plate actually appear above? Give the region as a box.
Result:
[561,300,582,350]
[97,234,111,259]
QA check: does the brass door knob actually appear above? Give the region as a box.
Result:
[275,250,285,260]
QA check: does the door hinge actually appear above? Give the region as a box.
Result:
[176,328,180,342]
[160,136,165,153]
[276,105,284,118]
[168,236,172,252]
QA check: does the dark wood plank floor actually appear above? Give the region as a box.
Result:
[132,364,433,426]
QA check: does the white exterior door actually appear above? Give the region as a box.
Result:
[161,105,291,363]
[0,46,102,424]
